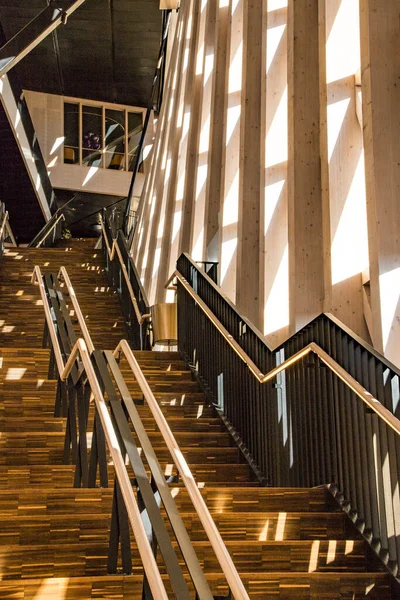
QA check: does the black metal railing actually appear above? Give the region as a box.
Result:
[124,9,172,231]
[37,268,217,599]
[101,208,151,350]
[28,210,66,248]
[176,252,400,577]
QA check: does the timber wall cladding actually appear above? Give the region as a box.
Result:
[132,0,400,366]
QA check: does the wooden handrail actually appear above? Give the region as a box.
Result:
[31,265,65,376]
[114,339,251,600]
[36,213,65,247]
[57,266,95,355]
[99,214,151,325]
[173,271,400,437]
[32,266,169,599]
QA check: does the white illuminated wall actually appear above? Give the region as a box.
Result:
[24,90,148,198]
[131,0,400,366]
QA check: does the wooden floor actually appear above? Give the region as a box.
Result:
[0,240,392,598]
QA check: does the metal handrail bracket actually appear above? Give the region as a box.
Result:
[173,270,400,438]
[114,338,251,600]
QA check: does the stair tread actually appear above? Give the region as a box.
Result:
[0,241,390,598]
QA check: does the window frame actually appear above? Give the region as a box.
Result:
[63,97,145,173]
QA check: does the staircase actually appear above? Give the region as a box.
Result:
[0,240,393,598]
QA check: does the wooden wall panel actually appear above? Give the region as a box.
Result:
[287,0,325,332]
[263,0,289,346]
[360,0,400,365]
[130,0,400,366]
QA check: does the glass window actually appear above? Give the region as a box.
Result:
[105,109,125,170]
[127,112,143,172]
[63,103,144,173]
[82,105,102,167]
[63,103,79,164]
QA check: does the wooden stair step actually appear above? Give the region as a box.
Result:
[164,511,353,541]
[0,415,221,433]
[0,416,66,432]
[0,539,370,581]
[0,572,391,599]
[0,430,232,449]
[0,446,244,466]
[0,510,352,547]
[168,487,331,513]
[0,461,255,488]
[0,488,114,516]
[0,487,330,514]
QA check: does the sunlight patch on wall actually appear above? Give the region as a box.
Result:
[380,267,400,351]
[331,152,368,284]
[327,97,351,161]
[228,42,243,94]
[195,163,208,202]
[232,0,241,13]
[47,156,58,168]
[265,179,285,235]
[192,229,205,261]
[196,42,205,75]
[82,166,98,187]
[220,238,238,285]
[223,171,239,227]
[152,247,162,277]
[268,0,288,9]
[265,87,288,167]
[266,24,286,73]
[204,52,214,86]
[326,0,360,83]
[157,217,165,240]
[50,136,65,155]
[199,115,211,154]
[226,102,241,146]
[264,244,289,335]
[182,109,191,141]
[176,171,186,203]
[164,157,172,185]
[171,210,182,244]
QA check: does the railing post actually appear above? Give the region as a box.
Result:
[108,478,133,575]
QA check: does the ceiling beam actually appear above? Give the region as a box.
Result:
[0,0,86,78]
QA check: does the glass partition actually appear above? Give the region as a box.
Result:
[63,103,79,164]
[105,109,125,170]
[82,105,102,167]
[63,102,143,172]
[128,112,143,172]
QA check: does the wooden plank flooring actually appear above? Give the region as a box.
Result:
[0,240,392,598]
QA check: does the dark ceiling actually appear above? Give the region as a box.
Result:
[0,0,162,107]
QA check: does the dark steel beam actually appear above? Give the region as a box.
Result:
[124,9,172,226]
[0,0,86,78]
